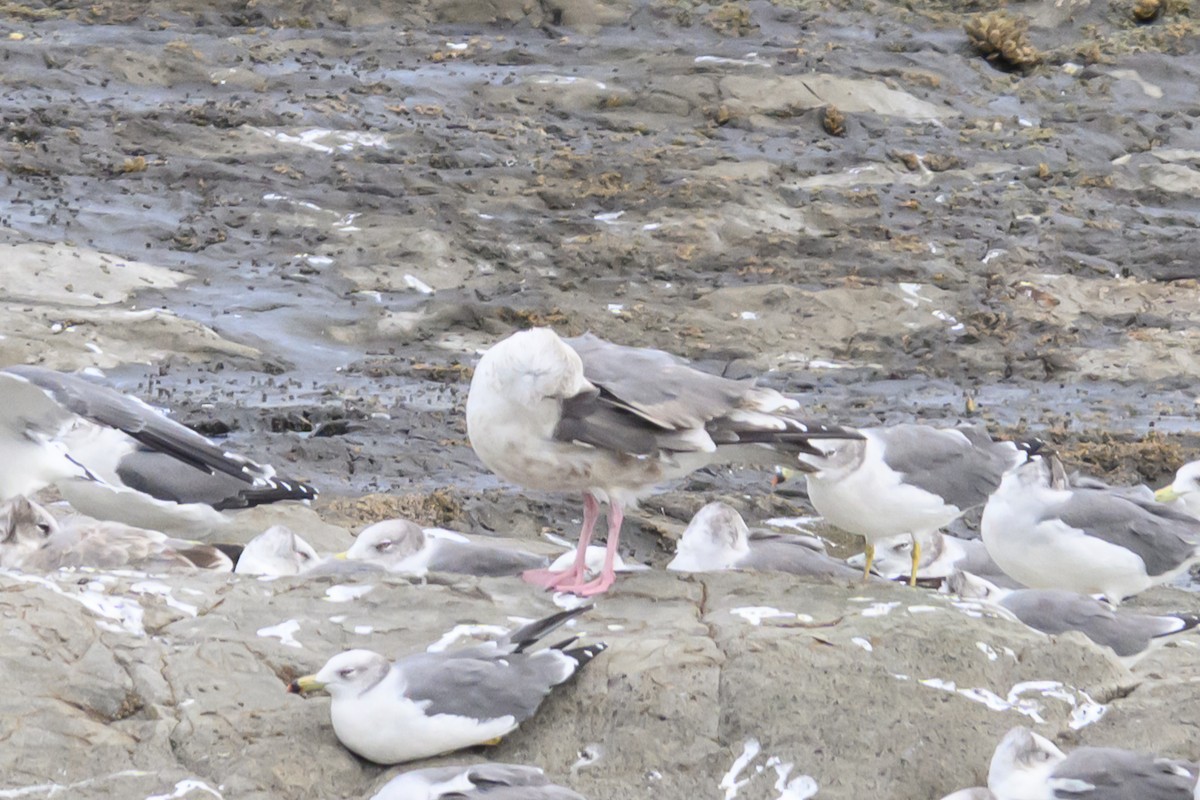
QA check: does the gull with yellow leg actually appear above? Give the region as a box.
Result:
[776,423,1035,586]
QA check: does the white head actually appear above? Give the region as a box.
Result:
[943,570,1005,601]
[848,531,946,579]
[236,525,319,576]
[0,496,60,568]
[300,649,392,699]
[987,727,1065,800]
[345,519,428,569]
[667,502,750,572]
[465,328,595,445]
[1157,461,1200,518]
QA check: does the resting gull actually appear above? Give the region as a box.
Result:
[946,570,1200,663]
[938,790,995,800]
[234,525,322,576]
[341,518,549,577]
[287,605,604,764]
[0,365,316,534]
[0,495,234,572]
[988,726,1199,800]
[1155,460,1200,520]
[465,328,861,595]
[981,455,1200,603]
[667,501,864,580]
[370,763,586,800]
[790,423,1033,585]
[849,530,1019,587]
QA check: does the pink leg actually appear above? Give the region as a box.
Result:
[523,493,600,589]
[552,501,622,596]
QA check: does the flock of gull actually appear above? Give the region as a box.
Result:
[4,327,1200,798]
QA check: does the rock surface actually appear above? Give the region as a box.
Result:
[2,0,1200,798]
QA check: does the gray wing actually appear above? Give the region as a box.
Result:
[566,333,750,431]
[739,539,863,579]
[1051,748,1198,800]
[559,333,858,457]
[458,786,586,800]
[459,764,586,799]
[3,366,316,508]
[1000,590,1150,657]
[427,539,549,577]
[1051,489,1199,576]
[747,529,827,553]
[876,424,1022,510]
[396,649,577,723]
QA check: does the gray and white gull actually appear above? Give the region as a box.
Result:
[287,605,604,764]
[370,763,586,800]
[0,495,234,572]
[791,423,1033,585]
[982,455,1200,603]
[465,328,861,596]
[0,365,315,535]
[667,500,864,580]
[341,518,549,577]
[987,726,1199,800]
[946,570,1200,663]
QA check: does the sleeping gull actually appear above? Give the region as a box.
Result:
[1155,460,1200,519]
[287,605,604,764]
[370,763,586,800]
[667,501,864,580]
[789,423,1034,585]
[988,726,1199,799]
[946,570,1200,663]
[938,791,995,800]
[465,328,861,595]
[341,518,549,577]
[849,530,1019,587]
[0,495,234,572]
[0,365,316,535]
[235,525,322,576]
[982,455,1200,603]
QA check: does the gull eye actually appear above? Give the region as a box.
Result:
[375,540,393,553]
[37,522,52,536]
[338,667,356,679]
[897,541,911,552]
[298,551,311,561]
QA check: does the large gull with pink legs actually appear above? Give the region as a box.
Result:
[465,327,862,596]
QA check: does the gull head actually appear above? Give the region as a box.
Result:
[943,569,1003,601]
[1157,461,1200,506]
[345,519,427,568]
[289,649,391,698]
[987,726,1065,799]
[667,501,749,571]
[1004,454,1067,493]
[0,495,60,568]
[467,328,593,413]
[236,525,319,576]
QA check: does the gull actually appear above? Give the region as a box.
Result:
[666,501,864,580]
[0,495,234,572]
[981,455,1200,603]
[287,605,604,764]
[939,791,996,800]
[465,328,861,596]
[341,518,549,577]
[849,530,1019,587]
[988,726,1199,799]
[791,423,1033,585]
[946,570,1200,664]
[0,365,316,535]
[1155,460,1200,519]
[370,763,586,800]
[234,525,321,576]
